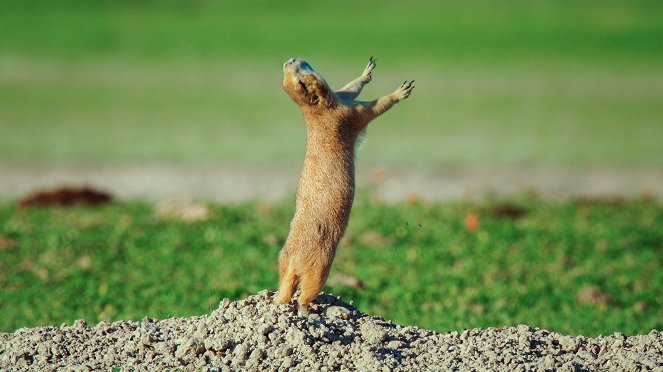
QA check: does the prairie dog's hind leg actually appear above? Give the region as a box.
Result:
[296,266,329,315]
[273,254,297,305]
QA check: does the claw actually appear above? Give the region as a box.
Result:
[395,79,415,100]
[366,57,376,70]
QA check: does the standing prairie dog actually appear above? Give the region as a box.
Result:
[274,57,414,314]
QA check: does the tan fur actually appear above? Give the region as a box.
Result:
[273,57,414,314]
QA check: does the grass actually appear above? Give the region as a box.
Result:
[1,0,662,168]
[1,195,661,336]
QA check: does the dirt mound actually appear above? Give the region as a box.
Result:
[18,186,112,208]
[1,291,661,370]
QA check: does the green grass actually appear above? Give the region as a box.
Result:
[1,196,661,336]
[1,0,662,168]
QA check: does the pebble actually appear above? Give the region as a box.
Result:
[326,305,351,320]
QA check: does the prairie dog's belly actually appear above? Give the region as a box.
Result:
[297,154,354,206]
[291,151,355,235]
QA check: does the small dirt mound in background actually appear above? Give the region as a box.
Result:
[1,291,661,370]
[18,186,112,208]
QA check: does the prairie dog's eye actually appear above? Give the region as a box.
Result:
[298,81,308,92]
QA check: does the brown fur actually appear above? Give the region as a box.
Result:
[274,57,414,314]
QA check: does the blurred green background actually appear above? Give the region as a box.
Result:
[1,0,662,169]
[1,1,662,336]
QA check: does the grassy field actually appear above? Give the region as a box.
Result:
[1,1,662,168]
[1,196,661,336]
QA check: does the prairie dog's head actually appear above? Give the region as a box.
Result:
[283,58,336,108]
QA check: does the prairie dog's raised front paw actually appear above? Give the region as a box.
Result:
[394,80,415,100]
[362,56,377,82]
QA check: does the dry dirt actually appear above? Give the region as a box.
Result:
[1,292,661,371]
[2,164,662,203]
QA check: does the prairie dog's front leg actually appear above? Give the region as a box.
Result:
[336,57,377,100]
[363,80,415,119]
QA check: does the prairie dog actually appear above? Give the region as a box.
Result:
[274,57,414,314]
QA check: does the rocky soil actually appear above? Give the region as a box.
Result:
[1,291,661,371]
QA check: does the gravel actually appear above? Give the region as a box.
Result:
[1,291,661,371]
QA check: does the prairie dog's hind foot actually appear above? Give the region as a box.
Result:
[272,292,291,305]
[297,302,310,316]
[395,80,415,100]
[273,289,313,316]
